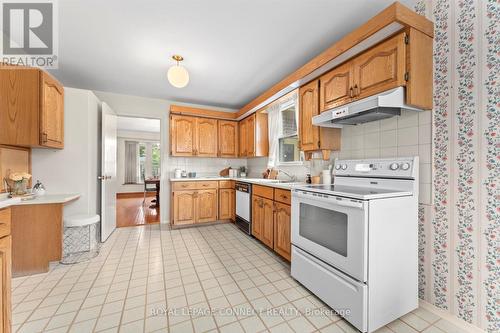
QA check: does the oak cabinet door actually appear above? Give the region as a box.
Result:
[196,118,218,157]
[171,115,196,156]
[40,72,64,148]
[261,198,274,248]
[320,62,353,112]
[299,80,320,151]
[0,236,12,333]
[273,203,291,261]
[196,189,218,223]
[173,191,196,225]
[239,119,248,157]
[218,189,234,220]
[246,114,256,157]
[252,195,262,239]
[231,189,236,221]
[352,32,406,100]
[218,120,238,157]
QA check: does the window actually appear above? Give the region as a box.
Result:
[124,141,160,184]
[278,98,301,164]
[152,143,160,178]
[138,143,146,182]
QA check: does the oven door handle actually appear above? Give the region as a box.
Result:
[293,191,364,209]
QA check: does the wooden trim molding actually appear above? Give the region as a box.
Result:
[170,105,238,120]
[236,1,433,117]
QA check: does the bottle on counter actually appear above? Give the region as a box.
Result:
[306,174,312,184]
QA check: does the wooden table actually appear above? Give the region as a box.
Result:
[145,178,160,208]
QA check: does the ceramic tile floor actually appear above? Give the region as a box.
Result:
[12,223,468,333]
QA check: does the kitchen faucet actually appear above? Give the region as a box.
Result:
[275,168,297,182]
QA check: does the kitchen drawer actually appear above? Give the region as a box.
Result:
[291,246,367,332]
[172,181,218,191]
[0,208,11,238]
[219,180,234,189]
[274,189,291,205]
[253,185,274,200]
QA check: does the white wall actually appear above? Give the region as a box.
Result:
[94,91,238,224]
[116,130,160,193]
[31,88,101,218]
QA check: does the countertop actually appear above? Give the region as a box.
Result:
[170,177,306,190]
[0,193,80,209]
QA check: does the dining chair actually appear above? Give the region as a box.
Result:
[143,172,157,205]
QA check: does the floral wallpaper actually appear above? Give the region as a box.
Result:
[415,0,500,332]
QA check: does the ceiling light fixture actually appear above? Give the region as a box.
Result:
[167,55,189,88]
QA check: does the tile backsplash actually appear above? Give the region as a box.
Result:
[245,110,432,205]
[338,110,432,205]
[168,157,247,177]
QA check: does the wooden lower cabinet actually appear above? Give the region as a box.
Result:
[172,181,234,225]
[196,190,218,223]
[0,235,11,333]
[273,202,291,261]
[0,208,11,333]
[219,188,235,221]
[252,190,291,261]
[172,191,196,225]
[252,195,273,247]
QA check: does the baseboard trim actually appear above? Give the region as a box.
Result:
[418,300,486,333]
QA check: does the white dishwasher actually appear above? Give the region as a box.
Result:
[235,182,252,234]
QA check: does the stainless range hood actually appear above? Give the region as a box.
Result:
[312,87,423,127]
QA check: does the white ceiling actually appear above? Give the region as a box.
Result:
[117,116,160,133]
[51,0,417,109]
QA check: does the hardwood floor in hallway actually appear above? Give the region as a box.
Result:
[116,193,160,227]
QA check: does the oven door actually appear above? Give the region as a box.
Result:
[291,190,368,282]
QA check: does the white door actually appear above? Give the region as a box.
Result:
[100,103,117,242]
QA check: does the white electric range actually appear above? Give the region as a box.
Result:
[291,157,419,333]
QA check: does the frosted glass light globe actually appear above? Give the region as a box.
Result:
[167,65,189,88]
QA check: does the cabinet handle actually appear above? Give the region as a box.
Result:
[354,85,359,96]
[42,132,48,143]
[349,87,354,98]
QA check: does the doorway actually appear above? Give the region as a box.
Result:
[115,116,161,227]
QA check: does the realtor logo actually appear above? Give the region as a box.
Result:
[1,0,58,68]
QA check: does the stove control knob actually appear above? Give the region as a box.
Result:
[335,164,341,170]
[401,162,411,170]
[341,164,347,170]
[389,163,399,171]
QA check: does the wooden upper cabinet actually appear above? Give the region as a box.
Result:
[196,118,218,157]
[173,191,196,225]
[196,189,218,223]
[246,114,256,157]
[0,67,64,148]
[238,119,248,157]
[170,115,196,156]
[40,72,64,148]
[299,80,320,151]
[352,32,406,100]
[299,79,341,158]
[274,202,291,261]
[218,120,238,157]
[320,62,353,112]
[238,112,268,158]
